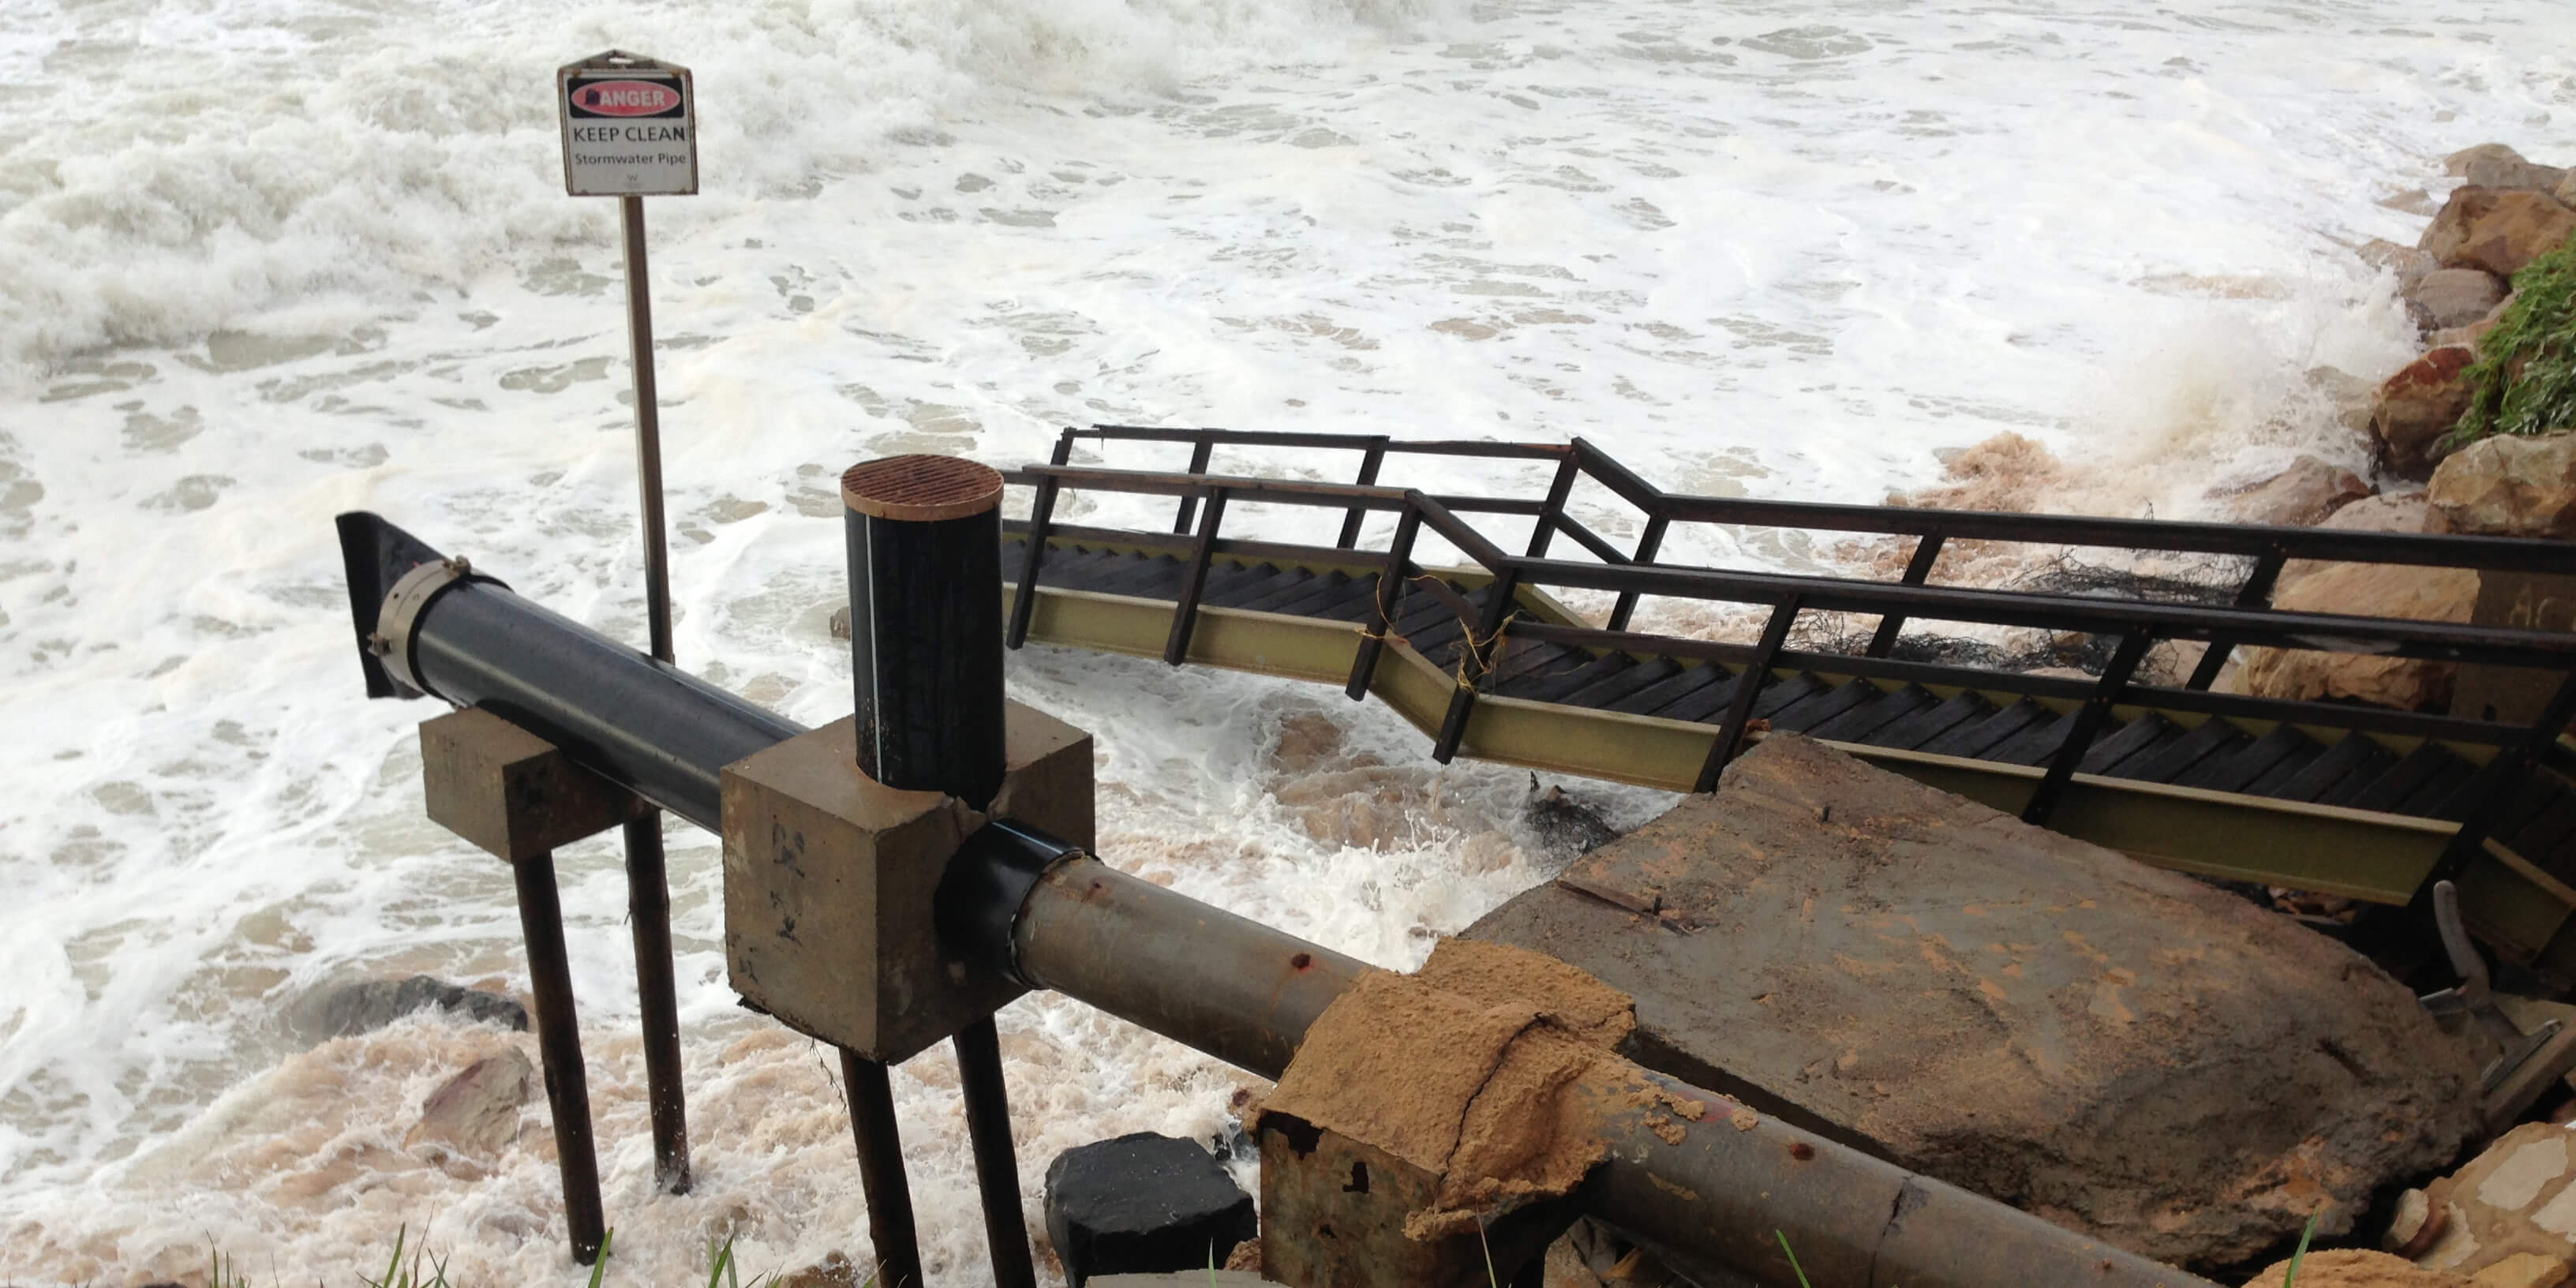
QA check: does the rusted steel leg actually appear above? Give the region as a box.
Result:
[622,811,691,1194]
[955,1017,1039,1288]
[840,1048,926,1288]
[512,848,605,1264]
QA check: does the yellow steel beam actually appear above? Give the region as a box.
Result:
[1002,579,2558,966]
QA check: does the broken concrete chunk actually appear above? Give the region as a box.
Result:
[2417,1123,2576,1279]
[1466,734,2480,1270]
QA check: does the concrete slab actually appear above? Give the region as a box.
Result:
[1466,734,2481,1270]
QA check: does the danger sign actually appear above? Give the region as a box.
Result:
[559,51,697,197]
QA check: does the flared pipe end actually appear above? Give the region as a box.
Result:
[334,511,450,699]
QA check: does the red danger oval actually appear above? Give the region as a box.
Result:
[573,80,680,116]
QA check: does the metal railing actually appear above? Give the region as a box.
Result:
[1001,425,2576,882]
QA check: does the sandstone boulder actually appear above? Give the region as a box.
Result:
[403,1046,533,1155]
[2374,347,2481,480]
[2428,432,2576,538]
[2241,561,2479,710]
[2411,268,2511,331]
[2246,1250,2469,1288]
[2276,492,2434,593]
[2559,172,2576,212]
[2414,1122,2576,1279]
[2422,188,2576,279]
[2450,144,2530,177]
[2217,455,2369,526]
[1466,735,2481,1269]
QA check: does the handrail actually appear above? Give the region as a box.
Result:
[1005,462,2576,671]
[1053,425,2570,575]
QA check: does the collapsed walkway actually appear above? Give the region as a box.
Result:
[998,426,2576,978]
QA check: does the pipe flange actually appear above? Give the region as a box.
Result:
[369,556,502,699]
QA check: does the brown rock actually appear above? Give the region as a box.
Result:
[2449,144,2530,177]
[1466,735,2481,1267]
[2245,1249,2469,1287]
[2427,432,2576,538]
[2410,268,2511,331]
[2416,1122,2576,1278]
[2466,157,2572,194]
[2559,172,2576,211]
[2241,562,2479,710]
[2218,455,2370,526]
[2373,347,2481,481]
[403,1046,533,1155]
[2423,188,2576,279]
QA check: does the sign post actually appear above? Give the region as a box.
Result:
[556,47,698,1204]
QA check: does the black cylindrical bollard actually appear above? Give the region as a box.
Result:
[841,455,1008,807]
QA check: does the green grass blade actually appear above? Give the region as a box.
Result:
[1774,1230,1813,1288]
[2282,1209,2320,1288]
[586,1228,616,1288]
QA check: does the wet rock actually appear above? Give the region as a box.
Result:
[1267,711,1349,776]
[1523,774,1619,859]
[2411,268,2511,331]
[291,975,528,1040]
[775,1251,866,1286]
[2427,432,2576,539]
[403,1046,533,1155]
[1045,1132,1256,1286]
[2363,239,2443,293]
[2465,157,2571,195]
[2244,1249,2468,1287]
[2373,347,2481,481]
[2422,189,2576,279]
[2218,455,2370,526]
[2430,294,2511,354]
[2449,144,2531,177]
[2241,561,2478,711]
[2414,1122,2576,1279]
[1466,735,2480,1268]
[828,605,851,640]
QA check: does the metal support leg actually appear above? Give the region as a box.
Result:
[622,812,691,1194]
[841,1048,926,1288]
[955,1017,1039,1288]
[512,850,605,1265]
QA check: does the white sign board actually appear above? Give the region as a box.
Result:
[559,52,697,197]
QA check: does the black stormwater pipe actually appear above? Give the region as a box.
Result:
[338,509,2218,1288]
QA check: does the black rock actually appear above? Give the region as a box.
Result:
[292,974,529,1040]
[1045,1132,1256,1286]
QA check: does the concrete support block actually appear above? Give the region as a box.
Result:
[419,706,646,861]
[1044,1132,1256,1286]
[721,700,1093,1063]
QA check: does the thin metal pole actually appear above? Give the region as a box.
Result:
[512,850,605,1265]
[620,193,673,665]
[622,814,691,1194]
[615,198,687,1203]
[840,1048,926,1288]
[954,1017,1039,1288]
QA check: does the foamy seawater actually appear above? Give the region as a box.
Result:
[3,0,2573,1282]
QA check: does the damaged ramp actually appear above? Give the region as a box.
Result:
[1467,734,2479,1269]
